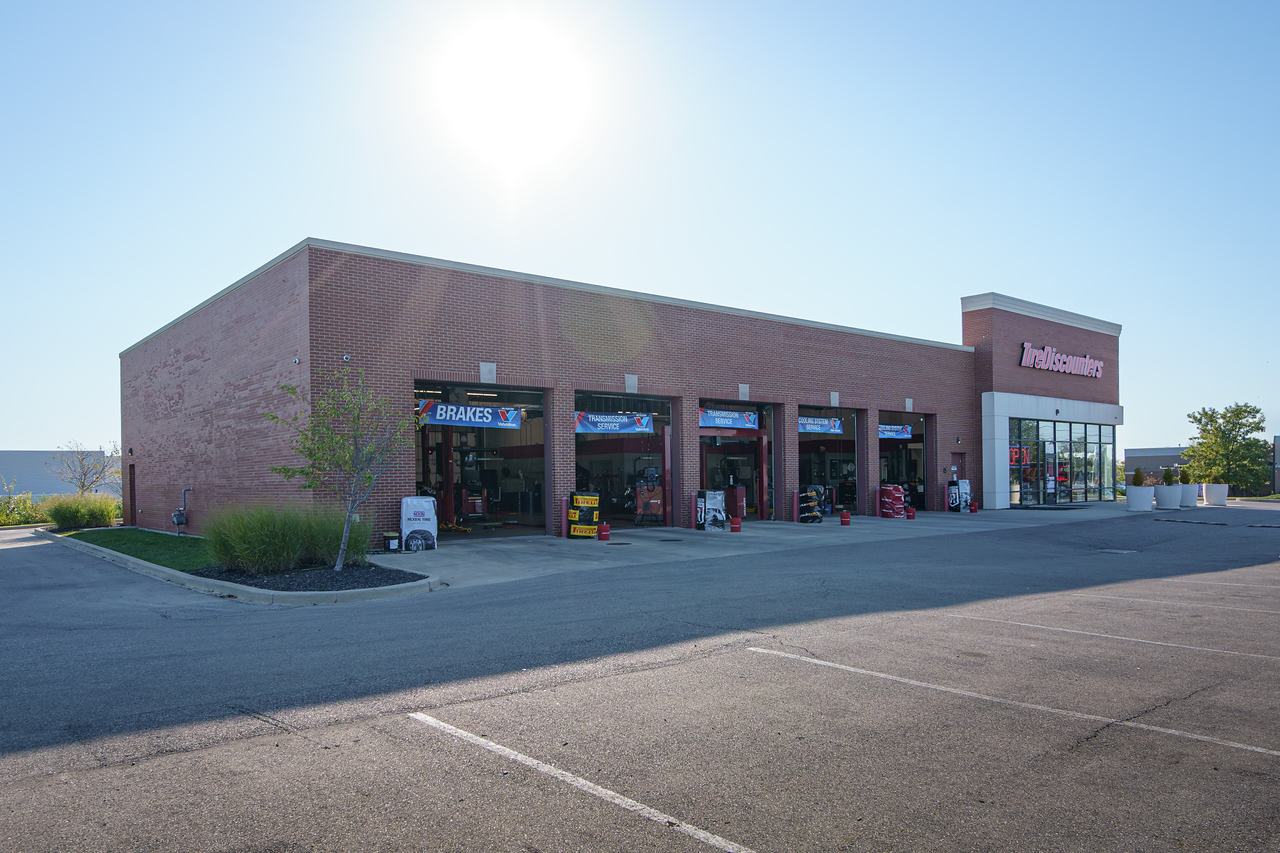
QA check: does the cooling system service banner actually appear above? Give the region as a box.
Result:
[417,400,523,429]
[698,408,759,429]
[878,424,912,439]
[798,416,844,434]
[574,412,655,433]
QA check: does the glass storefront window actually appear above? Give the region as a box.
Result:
[1009,418,1116,505]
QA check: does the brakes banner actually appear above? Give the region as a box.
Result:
[418,400,523,429]
[798,416,843,434]
[698,408,759,429]
[574,412,654,433]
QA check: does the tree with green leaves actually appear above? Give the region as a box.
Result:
[265,368,414,570]
[1182,403,1270,493]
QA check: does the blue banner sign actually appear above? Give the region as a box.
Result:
[418,400,523,429]
[698,408,759,429]
[878,424,912,439]
[798,416,843,434]
[575,412,654,433]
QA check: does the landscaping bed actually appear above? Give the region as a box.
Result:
[187,563,426,592]
[63,527,424,592]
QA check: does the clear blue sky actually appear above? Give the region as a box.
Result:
[2,1,1276,453]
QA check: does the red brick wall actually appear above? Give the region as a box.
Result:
[121,251,317,536]
[124,242,991,537]
[963,307,1120,405]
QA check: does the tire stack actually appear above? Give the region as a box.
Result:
[798,486,823,523]
[567,492,601,539]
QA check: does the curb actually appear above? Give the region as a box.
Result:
[32,529,436,606]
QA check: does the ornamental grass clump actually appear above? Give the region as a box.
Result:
[203,506,371,576]
[40,493,118,530]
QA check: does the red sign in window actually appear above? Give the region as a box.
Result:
[1009,445,1030,466]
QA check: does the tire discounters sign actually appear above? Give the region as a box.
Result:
[1020,342,1105,379]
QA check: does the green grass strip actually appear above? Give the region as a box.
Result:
[66,528,215,572]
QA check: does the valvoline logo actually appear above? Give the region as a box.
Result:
[497,408,519,424]
[634,415,650,429]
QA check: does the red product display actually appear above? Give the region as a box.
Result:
[879,485,905,519]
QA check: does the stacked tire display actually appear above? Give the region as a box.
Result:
[568,492,600,539]
[798,486,823,523]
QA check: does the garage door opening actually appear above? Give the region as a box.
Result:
[414,383,545,539]
[573,393,672,526]
[698,402,773,521]
[798,407,858,515]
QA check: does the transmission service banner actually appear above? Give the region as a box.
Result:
[698,408,759,429]
[574,412,654,433]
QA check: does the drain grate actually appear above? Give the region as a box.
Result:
[607,541,632,546]
[1097,549,1136,554]
[659,538,683,542]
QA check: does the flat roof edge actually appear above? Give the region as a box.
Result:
[305,238,974,352]
[120,239,312,356]
[961,292,1122,337]
[122,237,976,357]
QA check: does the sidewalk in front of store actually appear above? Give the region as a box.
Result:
[370,501,1146,591]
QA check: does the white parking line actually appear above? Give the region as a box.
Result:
[947,614,1280,660]
[749,648,1280,758]
[1071,593,1280,614]
[408,713,758,853]
[1161,579,1280,590]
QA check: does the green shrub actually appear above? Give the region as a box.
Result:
[203,506,371,576]
[1210,474,1225,485]
[1178,468,1191,485]
[1,476,50,525]
[1130,467,1145,487]
[1,492,47,525]
[1162,468,1176,486]
[40,493,118,530]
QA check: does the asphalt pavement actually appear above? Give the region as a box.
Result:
[2,500,1278,852]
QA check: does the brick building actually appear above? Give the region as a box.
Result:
[120,239,1124,539]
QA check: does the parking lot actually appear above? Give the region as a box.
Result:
[2,502,1278,851]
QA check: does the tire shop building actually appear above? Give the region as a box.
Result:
[119,239,1124,540]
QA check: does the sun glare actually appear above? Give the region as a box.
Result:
[429,8,597,193]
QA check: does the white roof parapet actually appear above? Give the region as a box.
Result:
[961,292,1121,337]
[1124,447,1189,456]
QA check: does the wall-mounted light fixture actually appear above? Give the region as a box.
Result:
[343,354,351,361]
[956,436,962,444]
[293,358,300,364]
[128,448,133,456]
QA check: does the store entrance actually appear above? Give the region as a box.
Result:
[878,411,927,510]
[414,383,546,539]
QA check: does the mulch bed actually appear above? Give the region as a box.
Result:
[188,564,427,592]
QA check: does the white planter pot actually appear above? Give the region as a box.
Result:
[1154,484,1182,510]
[1179,483,1198,508]
[1127,485,1154,512]
[1203,483,1229,506]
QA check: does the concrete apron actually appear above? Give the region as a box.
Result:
[29,501,1166,604]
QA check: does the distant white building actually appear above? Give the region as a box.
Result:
[0,450,111,499]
